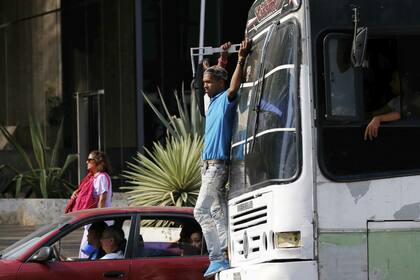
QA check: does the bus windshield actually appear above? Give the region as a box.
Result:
[229,21,300,199]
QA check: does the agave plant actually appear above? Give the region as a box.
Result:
[142,83,204,139]
[122,135,203,206]
[122,84,205,207]
[0,115,78,198]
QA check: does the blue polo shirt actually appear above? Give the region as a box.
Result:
[202,90,238,161]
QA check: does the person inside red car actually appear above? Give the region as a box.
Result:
[176,223,204,256]
[87,221,108,260]
[100,226,125,259]
[190,230,203,252]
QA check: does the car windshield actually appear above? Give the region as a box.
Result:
[0,215,73,260]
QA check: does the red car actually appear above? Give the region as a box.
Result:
[0,207,212,280]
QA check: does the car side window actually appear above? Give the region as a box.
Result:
[48,217,132,262]
[50,225,85,261]
[134,217,206,258]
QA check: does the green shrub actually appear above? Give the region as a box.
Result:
[0,115,77,198]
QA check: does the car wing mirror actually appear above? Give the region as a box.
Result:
[30,247,53,262]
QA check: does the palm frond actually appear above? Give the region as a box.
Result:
[124,85,205,207]
[50,119,64,167]
[0,125,34,170]
[122,135,203,207]
[29,115,46,170]
[142,91,178,137]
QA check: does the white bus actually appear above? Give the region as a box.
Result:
[217,0,420,279]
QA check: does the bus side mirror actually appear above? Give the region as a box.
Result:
[351,27,368,67]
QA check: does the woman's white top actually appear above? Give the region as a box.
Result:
[93,173,112,207]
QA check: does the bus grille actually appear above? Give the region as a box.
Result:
[231,205,268,232]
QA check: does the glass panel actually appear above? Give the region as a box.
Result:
[0,1,138,195]
[245,22,298,187]
[50,217,131,262]
[320,35,420,180]
[53,226,85,260]
[246,70,297,185]
[324,36,357,119]
[1,215,72,260]
[230,33,267,197]
[135,218,204,258]
[2,11,62,148]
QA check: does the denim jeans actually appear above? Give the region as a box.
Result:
[194,162,228,261]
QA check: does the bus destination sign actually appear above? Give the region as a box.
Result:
[254,0,300,22]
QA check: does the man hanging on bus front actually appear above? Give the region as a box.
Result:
[194,38,252,278]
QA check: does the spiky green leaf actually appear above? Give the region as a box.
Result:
[15,174,23,197]
[50,119,64,167]
[122,135,203,207]
[29,115,46,169]
[0,125,34,170]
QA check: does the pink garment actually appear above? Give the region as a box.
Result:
[73,173,97,211]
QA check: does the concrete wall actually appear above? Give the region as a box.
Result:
[0,194,129,226]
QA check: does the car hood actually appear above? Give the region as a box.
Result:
[0,259,21,278]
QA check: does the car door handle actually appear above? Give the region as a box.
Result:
[103,271,125,278]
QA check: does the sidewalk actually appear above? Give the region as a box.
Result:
[0,224,36,251]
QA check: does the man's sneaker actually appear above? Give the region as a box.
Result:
[203,259,230,278]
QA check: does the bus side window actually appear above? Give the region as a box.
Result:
[403,73,420,119]
[397,37,420,120]
[323,34,362,121]
[320,34,420,180]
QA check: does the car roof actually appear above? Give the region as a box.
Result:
[67,206,194,221]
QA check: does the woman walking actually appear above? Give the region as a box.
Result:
[65,150,112,258]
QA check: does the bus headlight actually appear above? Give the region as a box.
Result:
[274,231,301,248]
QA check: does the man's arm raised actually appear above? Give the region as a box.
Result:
[227,39,252,100]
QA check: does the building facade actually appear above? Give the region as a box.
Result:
[0,0,252,191]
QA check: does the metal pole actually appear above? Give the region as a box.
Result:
[199,0,206,64]
[76,94,82,184]
[135,0,144,152]
[97,95,102,151]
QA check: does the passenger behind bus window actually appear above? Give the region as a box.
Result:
[364,70,401,141]
[87,221,108,260]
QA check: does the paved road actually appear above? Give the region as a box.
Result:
[0,225,37,251]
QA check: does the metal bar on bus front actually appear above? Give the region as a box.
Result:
[190,44,240,76]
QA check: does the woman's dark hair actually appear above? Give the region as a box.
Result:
[89,150,111,173]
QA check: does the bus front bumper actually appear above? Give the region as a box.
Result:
[216,261,317,280]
